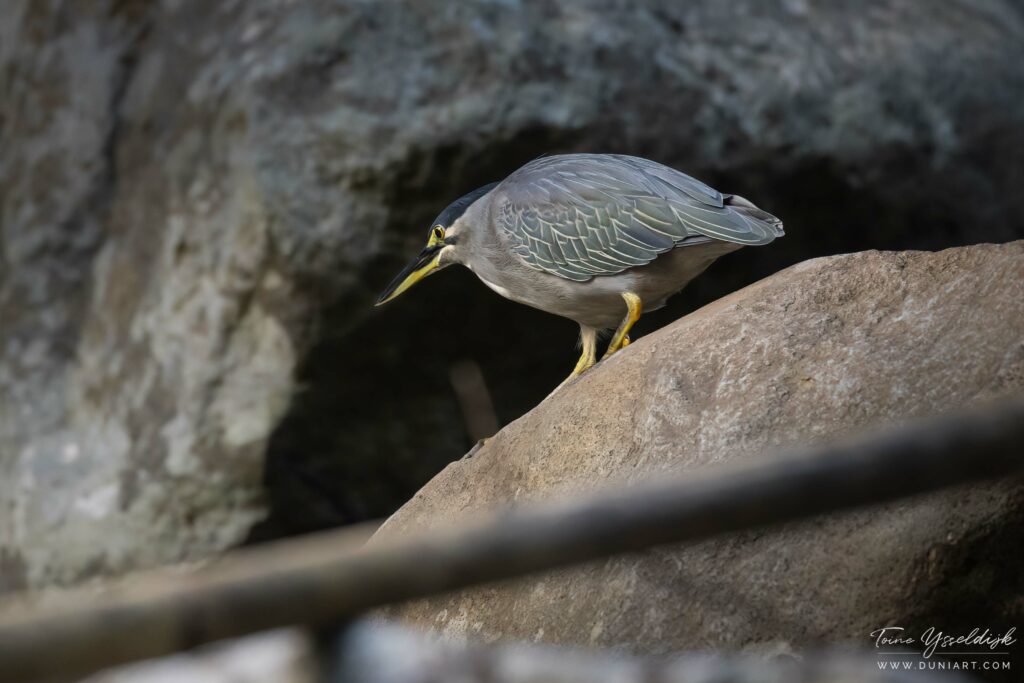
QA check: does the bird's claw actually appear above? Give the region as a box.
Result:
[465,437,490,458]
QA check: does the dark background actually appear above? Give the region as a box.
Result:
[246,1,1024,538]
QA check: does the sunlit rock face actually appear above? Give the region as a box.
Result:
[2,0,1024,591]
[377,242,1024,653]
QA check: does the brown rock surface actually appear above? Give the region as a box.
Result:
[377,242,1024,653]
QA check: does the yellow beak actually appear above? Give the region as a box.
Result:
[375,244,444,306]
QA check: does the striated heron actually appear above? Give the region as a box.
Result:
[376,153,783,387]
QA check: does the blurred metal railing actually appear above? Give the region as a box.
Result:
[0,395,1022,682]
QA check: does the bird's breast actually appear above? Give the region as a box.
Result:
[475,272,515,300]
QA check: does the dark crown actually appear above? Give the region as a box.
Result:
[431,182,499,229]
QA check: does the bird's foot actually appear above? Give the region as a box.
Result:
[547,361,593,399]
[602,293,642,360]
[548,325,598,397]
[465,437,490,458]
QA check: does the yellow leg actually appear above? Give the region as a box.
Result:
[569,326,598,378]
[602,292,642,360]
[547,327,599,397]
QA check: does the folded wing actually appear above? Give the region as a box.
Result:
[496,154,783,282]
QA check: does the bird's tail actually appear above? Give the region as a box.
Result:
[725,194,784,237]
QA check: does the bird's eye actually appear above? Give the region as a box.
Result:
[432,226,445,240]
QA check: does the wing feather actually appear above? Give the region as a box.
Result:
[496,154,782,281]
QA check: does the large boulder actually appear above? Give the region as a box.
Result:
[376,242,1024,654]
[3,0,1024,591]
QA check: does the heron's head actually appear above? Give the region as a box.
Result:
[375,182,497,306]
